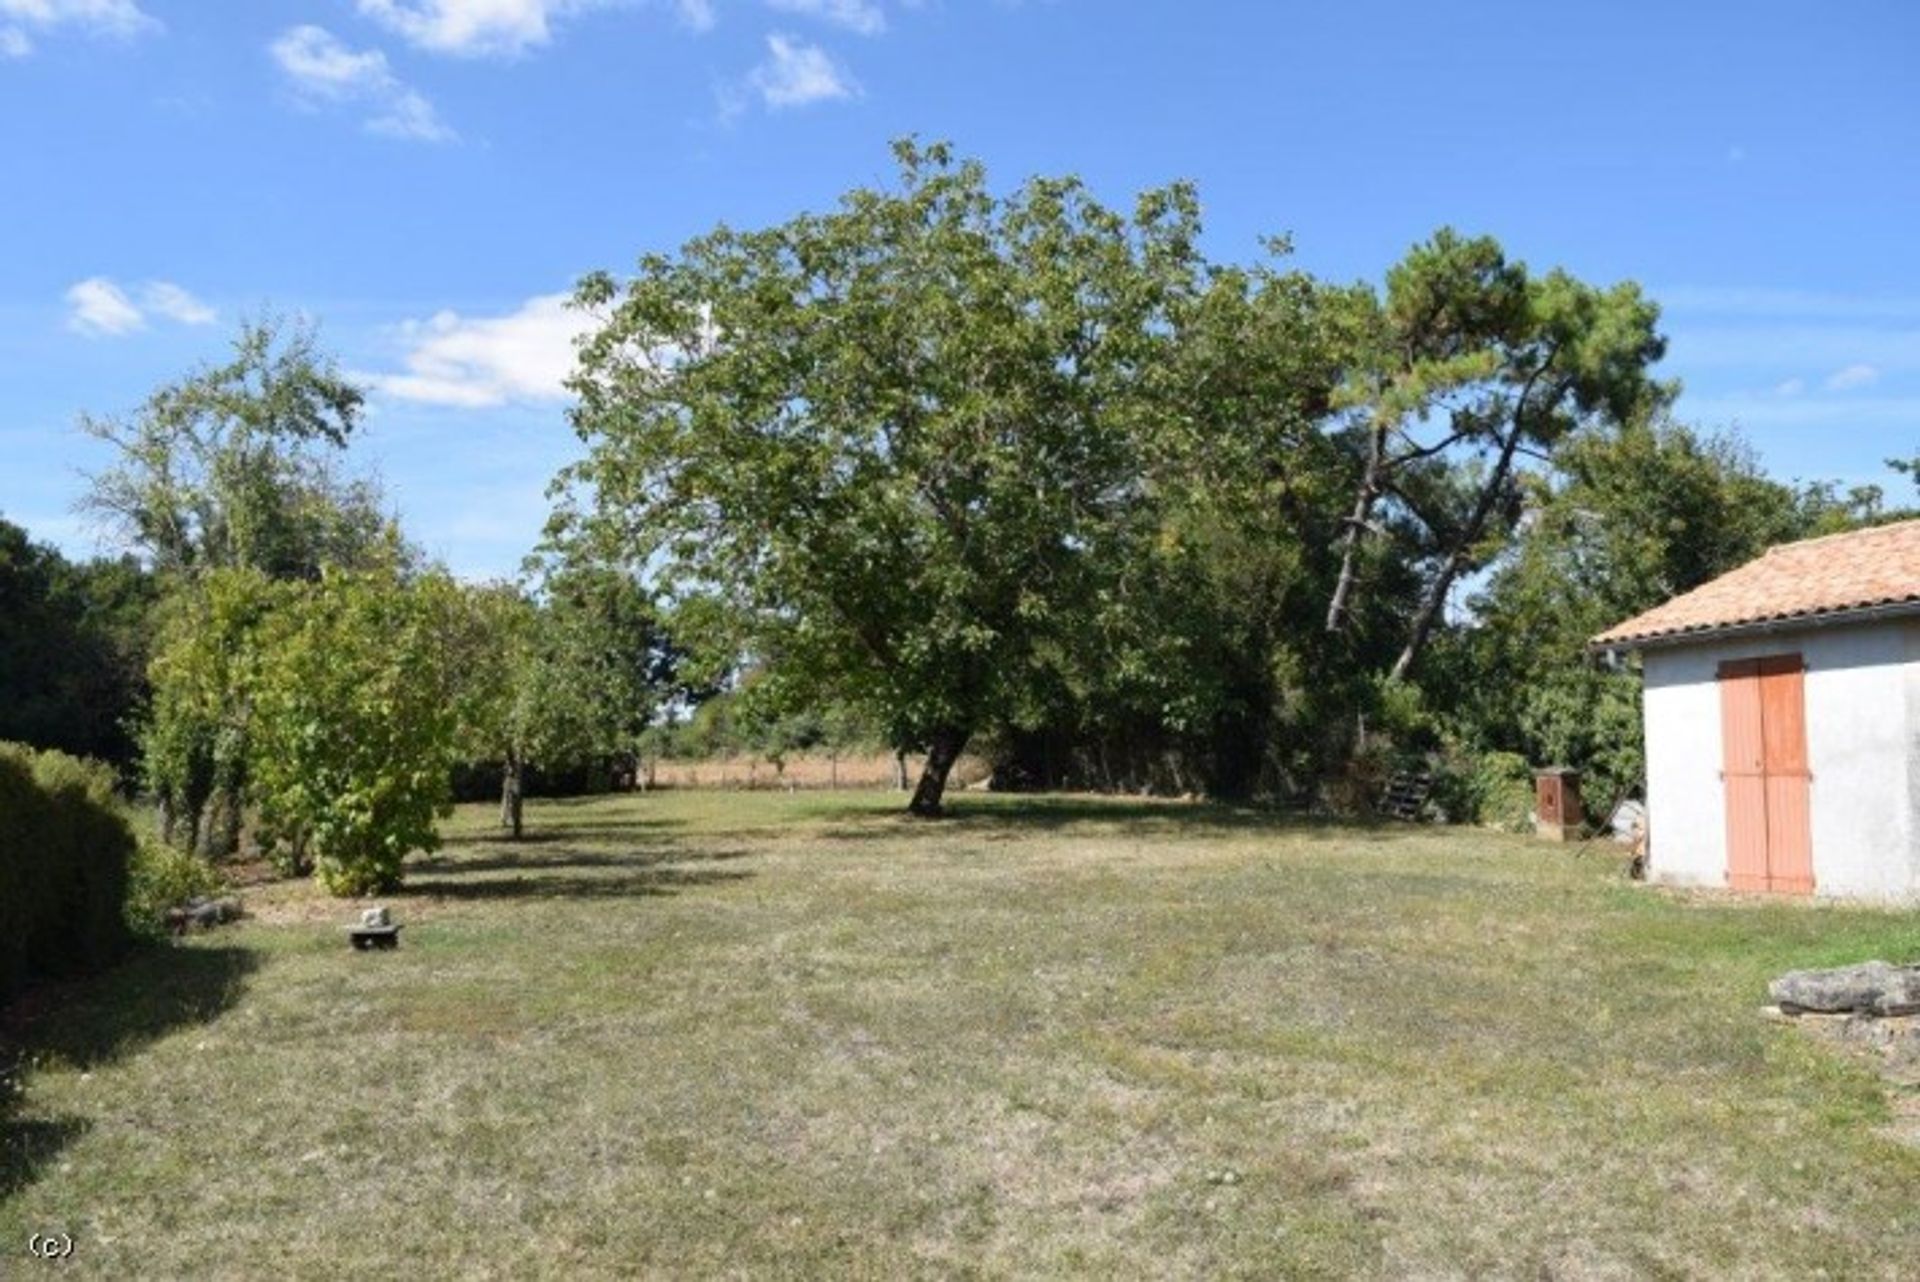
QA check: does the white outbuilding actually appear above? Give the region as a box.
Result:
[1593,519,1920,903]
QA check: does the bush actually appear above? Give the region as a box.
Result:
[1468,750,1535,831]
[1428,748,1535,831]
[124,833,228,941]
[0,741,136,1001]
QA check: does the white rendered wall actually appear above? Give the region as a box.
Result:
[1640,620,1920,902]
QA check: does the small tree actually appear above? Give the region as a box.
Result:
[92,318,401,857]
[142,569,281,857]
[455,570,667,838]
[246,567,465,895]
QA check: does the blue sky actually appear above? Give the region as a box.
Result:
[3,0,1917,577]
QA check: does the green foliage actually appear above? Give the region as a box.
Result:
[452,568,671,831]
[0,742,135,1000]
[1332,228,1670,681]
[591,153,1684,806]
[0,517,157,775]
[1458,419,1838,813]
[124,833,227,941]
[140,568,282,858]
[246,567,468,895]
[81,315,390,581]
[1891,453,1919,493]
[1429,749,1534,831]
[555,140,1216,811]
[99,321,418,858]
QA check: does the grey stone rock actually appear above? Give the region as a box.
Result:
[167,896,242,933]
[1769,961,1920,1017]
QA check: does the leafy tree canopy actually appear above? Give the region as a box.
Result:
[82,316,393,581]
[554,140,1214,814]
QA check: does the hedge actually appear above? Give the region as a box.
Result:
[0,741,135,1002]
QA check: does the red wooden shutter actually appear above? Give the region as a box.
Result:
[1757,656,1813,894]
[1719,660,1771,892]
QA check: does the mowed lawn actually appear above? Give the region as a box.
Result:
[5,793,1920,1279]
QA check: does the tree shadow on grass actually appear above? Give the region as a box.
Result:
[401,866,752,902]
[438,819,686,847]
[809,795,1431,843]
[2,943,257,1200]
[411,846,754,877]
[0,1115,89,1200]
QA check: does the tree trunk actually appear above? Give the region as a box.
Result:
[908,727,970,817]
[1327,421,1388,633]
[500,751,525,841]
[893,748,910,792]
[1390,423,1526,682]
[217,783,243,860]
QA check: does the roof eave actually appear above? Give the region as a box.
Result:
[1589,598,1920,656]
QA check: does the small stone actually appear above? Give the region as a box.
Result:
[1223,1170,1241,1186]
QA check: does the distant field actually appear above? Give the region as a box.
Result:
[643,750,991,791]
[5,792,1919,1278]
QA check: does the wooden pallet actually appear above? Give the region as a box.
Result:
[1379,770,1433,822]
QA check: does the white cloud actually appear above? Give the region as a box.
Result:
[64,277,217,337]
[0,0,157,53]
[745,33,856,109]
[1824,363,1879,392]
[140,280,216,326]
[356,0,632,57]
[1771,377,1804,398]
[370,294,591,407]
[270,25,456,143]
[272,23,390,94]
[65,278,145,337]
[368,88,457,141]
[675,0,717,31]
[767,0,885,35]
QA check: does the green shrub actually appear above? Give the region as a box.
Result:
[124,833,227,941]
[0,741,136,1001]
[1429,748,1535,831]
[1467,750,1535,831]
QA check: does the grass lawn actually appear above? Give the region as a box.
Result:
[5,791,1920,1279]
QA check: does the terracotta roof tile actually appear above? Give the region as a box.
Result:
[1592,518,1920,648]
